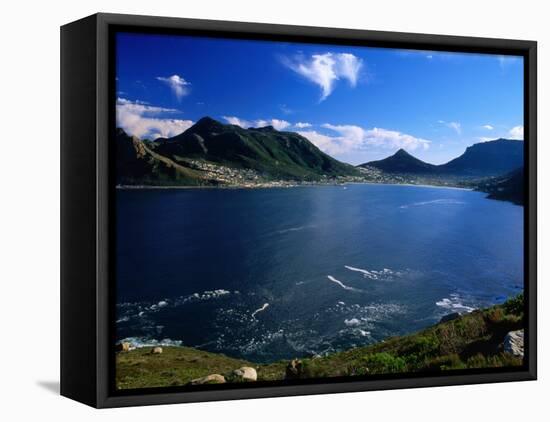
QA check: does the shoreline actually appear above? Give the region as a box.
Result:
[116,181,474,192]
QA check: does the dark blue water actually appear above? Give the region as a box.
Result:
[115,184,523,362]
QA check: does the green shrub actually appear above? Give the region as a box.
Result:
[361,353,407,374]
[486,307,505,323]
[502,293,524,317]
[300,360,327,379]
[409,335,440,356]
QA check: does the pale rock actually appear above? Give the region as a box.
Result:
[231,366,257,382]
[189,374,226,385]
[503,329,524,358]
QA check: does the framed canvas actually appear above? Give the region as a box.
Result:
[60,13,537,408]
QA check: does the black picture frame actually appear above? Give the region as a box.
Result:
[61,12,537,408]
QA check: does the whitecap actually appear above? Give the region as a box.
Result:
[344,318,361,326]
[118,337,183,348]
[436,293,475,313]
[251,303,269,318]
[327,275,361,292]
[345,265,404,281]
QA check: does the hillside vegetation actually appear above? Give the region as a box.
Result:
[116,294,524,390]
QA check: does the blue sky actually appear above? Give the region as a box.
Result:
[116,32,524,165]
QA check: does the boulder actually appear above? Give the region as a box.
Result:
[231,366,257,382]
[285,359,304,380]
[151,346,163,354]
[115,342,131,352]
[439,312,461,323]
[503,329,524,358]
[189,374,226,385]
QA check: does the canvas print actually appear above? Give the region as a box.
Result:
[113,32,525,390]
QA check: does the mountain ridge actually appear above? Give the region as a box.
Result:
[360,139,523,178]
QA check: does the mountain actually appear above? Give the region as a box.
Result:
[153,117,358,180]
[360,139,524,178]
[115,128,210,186]
[475,167,524,205]
[439,139,523,176]
[359,148,437,174]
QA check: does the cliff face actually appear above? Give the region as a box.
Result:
[116,294,524,389]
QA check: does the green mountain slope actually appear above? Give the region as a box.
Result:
[115,128,213,186]
[154,117,359,180]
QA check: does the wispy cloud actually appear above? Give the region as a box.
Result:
[438,120,462,135]
[282,52,363,101]
[294,122,312,129]
[116,98,193,139]
[156,74,191,100]
[298,123,430,155]
[509,125,524,140]
[482,124,494,130]
[222,116,291,131]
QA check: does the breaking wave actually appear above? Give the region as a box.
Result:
[251,303,269,318]
[116,289,236,325]
[344,265,404,281]
[327,275,361,292]
[118,337,183,348]
[436,293,476,313]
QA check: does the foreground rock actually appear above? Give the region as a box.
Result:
[151,346,163,354]
[285,359,304,380]
[503,329,524,358]
[231,367,257,382]
[116,342,131,352]
[189,374,226,385]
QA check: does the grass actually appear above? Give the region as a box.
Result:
[116,294,524,389]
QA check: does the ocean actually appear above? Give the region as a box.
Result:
[115,184,523,362]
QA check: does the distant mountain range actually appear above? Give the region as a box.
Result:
[116,117,524,204]
[361,139,524,178]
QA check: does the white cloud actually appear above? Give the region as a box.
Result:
[482,124,494,130]
[299,123,430,155]
[116,98,193,139]
[363,127,431,150]
[283,53,363,101]
[258,119,291,131]
[156,74,191,100]
[297,130,342,154]
[294,122,312,129]
[222,116,250,128]
[438,120,462,135]
[222,116,291,131]
[509,125,524,140]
